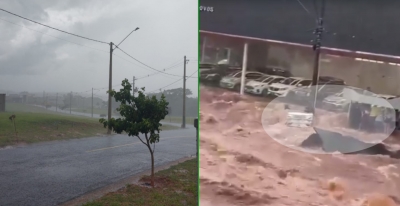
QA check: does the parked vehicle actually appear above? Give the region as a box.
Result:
[290,76,346,100]
[199,63,214,69]
[200,64,241,84]
[322,91,350,111]
[321,90,395,112]
[219,71,266,91]
[318,76,345,85]
[268,77,309,97]
[254,66,292,77]
[244,75,286,96]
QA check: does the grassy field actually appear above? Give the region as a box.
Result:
[6,103,57,114]
[83,158,197,206]
[71,108,109,115]
[163,115,196,125]
[71,107,196,124]
[0,103,178,147]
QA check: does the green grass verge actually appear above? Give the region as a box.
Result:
[0,103,178,147]
[83,158,197,206]
[6,103,57,114]
[71,108,109,115]
[163,115,196,125]
[71,107,196,124]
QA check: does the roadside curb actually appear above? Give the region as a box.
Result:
[59,156,196,206]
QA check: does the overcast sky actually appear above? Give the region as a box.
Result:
[0,0,198,99]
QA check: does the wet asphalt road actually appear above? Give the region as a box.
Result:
[0,127,196,206]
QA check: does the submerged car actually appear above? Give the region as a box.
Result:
[322,91,350,111]
[219,71,266,91]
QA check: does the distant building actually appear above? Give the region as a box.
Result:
[6,94,23,103]
[0,94,5,112]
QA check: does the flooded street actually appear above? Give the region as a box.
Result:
[199,85,400,206]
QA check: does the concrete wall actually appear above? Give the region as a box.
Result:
[0,94,5,112]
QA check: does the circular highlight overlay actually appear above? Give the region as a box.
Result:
[261,85,398,155]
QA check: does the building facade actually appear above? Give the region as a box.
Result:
[200,0,400,95]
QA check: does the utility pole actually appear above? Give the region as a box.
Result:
[311,0,326,112]
[107,27,139,134]
[311,0,326,86]
[70,92,72,114]
[107,42,113,134]
[92,88,94,118]
[43,91,45,107]
[56,93,58,112]
[182,56,188,128]
[132,76,136,97]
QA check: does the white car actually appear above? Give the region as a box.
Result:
[219,71,266,91]
[322,92,350,111]
[268,78,312,97]
[322,89,397,111]
[244,75,286,96]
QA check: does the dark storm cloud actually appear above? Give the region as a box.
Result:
[0,0,198,95]
[0,38,64,75]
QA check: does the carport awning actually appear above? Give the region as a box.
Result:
[200,30,400,64]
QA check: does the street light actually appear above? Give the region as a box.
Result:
[114,27,140,49]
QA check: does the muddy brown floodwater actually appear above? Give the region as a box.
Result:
[199,85,400,206]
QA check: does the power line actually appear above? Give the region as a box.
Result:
[147,69,198,94]
[186,69,198,79]
[114,45,196,79]
[295,0,317,21]
[137,63,198,80]
[164,58,185,68]
[147,78,183,94]
[0,17,169,71]
[136,61,184,80]
[114,44,185,78]
[313,0,319,19]
[0,15,179,76]
[0,8,108,44]
[0,17,109,53]
[0,17,171,68]
[0,16,196,82]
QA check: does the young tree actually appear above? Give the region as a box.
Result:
[99,79,169,187]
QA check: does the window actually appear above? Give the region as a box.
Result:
[320,80,345,86]
[246,73,263,79]
[296,80,312,87]
[255,76,270,82]
[228,72,241,77]
[279,78,296,85]
[290,79,301,85]
[319,86,343,95]
[268,77,285,84]
[261,77,273,83]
